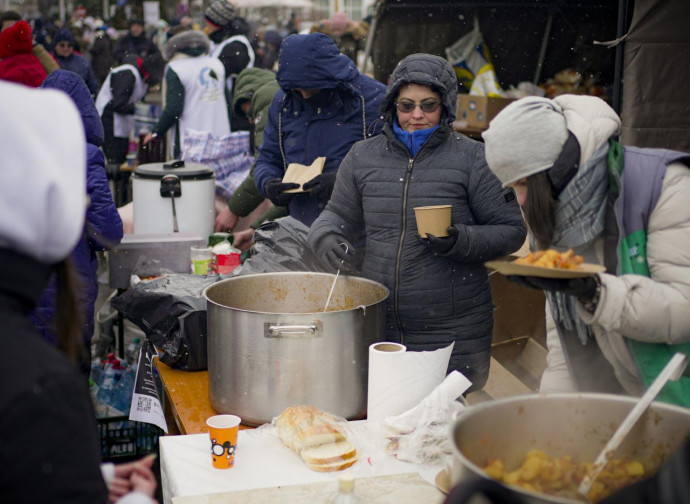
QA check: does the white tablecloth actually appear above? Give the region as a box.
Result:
[160,420,441,504]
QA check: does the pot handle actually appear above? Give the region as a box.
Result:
[264,322,322,339]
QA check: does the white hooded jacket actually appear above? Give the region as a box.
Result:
[540,95,690,395]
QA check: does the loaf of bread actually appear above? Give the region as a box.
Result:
[276,405,358,471]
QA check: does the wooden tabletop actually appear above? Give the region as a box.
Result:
[154,358,253,435]
[155,358,215,435]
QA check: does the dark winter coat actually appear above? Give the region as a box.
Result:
[114,31,161,65]
[254,33,387,226]
[0,250,108,503]
[33,71,123,348]
[308,54,526,391]
[89,31,115,85]
[52,28,100,96]
[227,67,285,225]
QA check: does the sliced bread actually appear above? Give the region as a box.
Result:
[304,455,358,472]
[292,424,347,451]
[300,440,358,465]
[276,405,346,451]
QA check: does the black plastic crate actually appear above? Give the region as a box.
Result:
[98,415,162,461]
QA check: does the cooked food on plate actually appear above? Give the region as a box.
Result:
[514,248,584,270]
[276,405,358,472]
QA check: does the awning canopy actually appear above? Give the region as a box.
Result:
[234,0,313,8]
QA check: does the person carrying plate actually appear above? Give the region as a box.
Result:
[482,95,690,406]
[308,53,526,392]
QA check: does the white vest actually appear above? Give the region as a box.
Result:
[166,56,231,157]
[210,34,255,94]
[95,64,148,138]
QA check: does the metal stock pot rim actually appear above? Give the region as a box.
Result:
[202,271,390,315]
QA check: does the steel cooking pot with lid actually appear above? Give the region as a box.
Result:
[133,160,215,238]
[203,272,389,426]
[450,393,690,503]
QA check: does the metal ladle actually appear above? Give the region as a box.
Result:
[323,243,349,312]
[578,352,688,498]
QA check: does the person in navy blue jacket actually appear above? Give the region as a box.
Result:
[253,32,386,227]
[51,28,100,97]
[35,70,124,374]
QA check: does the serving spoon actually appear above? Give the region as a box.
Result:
[578,352,688,498]
[323,243,349,312]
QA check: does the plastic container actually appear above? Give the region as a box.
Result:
[98,415,162,461]
[326,474,360,504]
[211,239,241,274]
[190,246,213,275]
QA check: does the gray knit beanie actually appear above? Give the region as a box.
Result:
[482,96,569,187]
[205,0,236,28]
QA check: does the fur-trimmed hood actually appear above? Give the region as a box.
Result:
[163,30,210,61]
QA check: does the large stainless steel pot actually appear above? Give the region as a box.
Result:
[450,393,690,503]
[204,272,389,426]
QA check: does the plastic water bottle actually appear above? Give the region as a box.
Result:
[96,353,124,408]
[112,365,136,414]
[125,337,142,366]
[90,359,104,386]
[326,475,360,504]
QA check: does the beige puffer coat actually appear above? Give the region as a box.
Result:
[540,96,690,395]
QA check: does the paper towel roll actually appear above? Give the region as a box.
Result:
[367,342,453,421]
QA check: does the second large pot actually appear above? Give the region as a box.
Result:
[204,272,389,426]
[450,393,690,503]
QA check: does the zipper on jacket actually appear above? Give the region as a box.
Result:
[394,157,415,343]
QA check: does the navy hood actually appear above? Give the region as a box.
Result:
[276,33,359,91]
[42,70,104,146]
[53,27,77,46]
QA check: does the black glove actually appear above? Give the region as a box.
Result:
[506,275,599,300]
[417,226,459,255]
[303,172,337,203]
[314,235,356,272]
[264,178,300,207]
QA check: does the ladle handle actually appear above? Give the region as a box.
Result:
[578,352,688,497]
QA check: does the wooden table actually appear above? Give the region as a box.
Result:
[155,358,216,435]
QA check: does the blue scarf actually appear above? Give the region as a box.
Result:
[393,120,439,157]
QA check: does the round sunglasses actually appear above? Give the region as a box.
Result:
[395,99,441,113]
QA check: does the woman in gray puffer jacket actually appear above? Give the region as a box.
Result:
[308,54,526,391]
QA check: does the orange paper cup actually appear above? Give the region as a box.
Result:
[207,414,241,469]
[414,205,452,238]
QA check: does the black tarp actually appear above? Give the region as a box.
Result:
[621,0,690,151]
[369,1,619,90]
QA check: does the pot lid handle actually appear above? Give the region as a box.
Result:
[163,160,185,169]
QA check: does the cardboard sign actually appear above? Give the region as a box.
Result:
[282,157,326,193]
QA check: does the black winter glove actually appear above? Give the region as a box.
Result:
[417,226,459,255]
[314,235,356,272]
[507,275,599,300]
[264,178,300,207]
[303,172,337,203]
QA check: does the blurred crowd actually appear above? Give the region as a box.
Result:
[0,4,370,89]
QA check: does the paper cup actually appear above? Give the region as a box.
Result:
[207,414,241,469]
[414,205,452,238]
